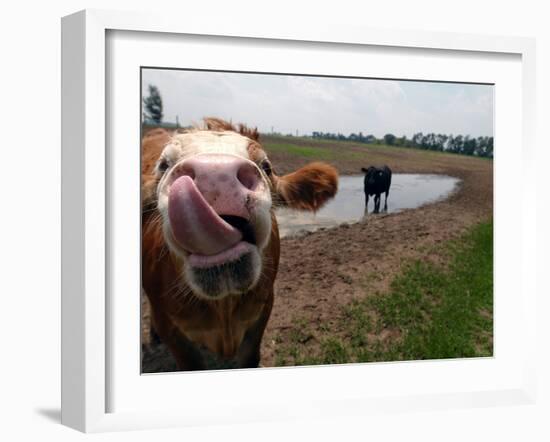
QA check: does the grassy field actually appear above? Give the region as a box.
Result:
[258,134,493,367]
[274,219,493,366]
[262,141,339,161]
[259,134,492,177]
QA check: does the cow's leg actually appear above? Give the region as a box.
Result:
[384,190,389,212]
[237,291,274,368]
[149,318,162,345]
[374,194,380,213]
[166,329,206,371]
[148,307,206,371]
[365,193,369,211]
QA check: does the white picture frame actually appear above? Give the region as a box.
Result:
[61,9,537,433]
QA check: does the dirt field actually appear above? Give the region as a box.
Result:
[141,135,493,371]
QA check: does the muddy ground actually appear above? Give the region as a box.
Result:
[142,137,493,371]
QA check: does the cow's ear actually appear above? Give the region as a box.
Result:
[275,162,338,211]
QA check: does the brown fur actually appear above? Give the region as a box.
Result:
[275,162,339,211]
[141,120,338,370]
[142,211,278,368]
[203,116,260,141]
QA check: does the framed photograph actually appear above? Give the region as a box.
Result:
[61,9,537,433]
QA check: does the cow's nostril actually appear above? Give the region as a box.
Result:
[174,164,195,181]
[237,163,261,190]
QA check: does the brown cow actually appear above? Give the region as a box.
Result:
[142,118,338,370]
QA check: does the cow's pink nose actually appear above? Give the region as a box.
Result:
[172,154,261,216]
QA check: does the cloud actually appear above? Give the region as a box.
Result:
[142,69,493,138]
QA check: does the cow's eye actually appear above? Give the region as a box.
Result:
[157,159,170,173]
[260,159,272,176]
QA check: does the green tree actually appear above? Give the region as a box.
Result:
[384,133,396,145]
[143,84,163,124]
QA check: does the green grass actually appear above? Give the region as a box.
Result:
[274,219,493,365]
[372,220,493,360]
[263,142,336,160]
[263,140,372,164]
[262,135,485,162]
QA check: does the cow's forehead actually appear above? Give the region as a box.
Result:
[164,131,260,161]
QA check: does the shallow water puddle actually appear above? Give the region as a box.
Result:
[276,174,460,238]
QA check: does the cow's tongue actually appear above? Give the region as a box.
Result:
[168,175,243,256]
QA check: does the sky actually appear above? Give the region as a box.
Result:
[141,69,494,138]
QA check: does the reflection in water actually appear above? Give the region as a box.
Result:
[276,174,460,238]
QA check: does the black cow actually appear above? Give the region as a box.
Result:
[361,165,392,213]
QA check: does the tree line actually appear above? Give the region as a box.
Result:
[311,131,493,158]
